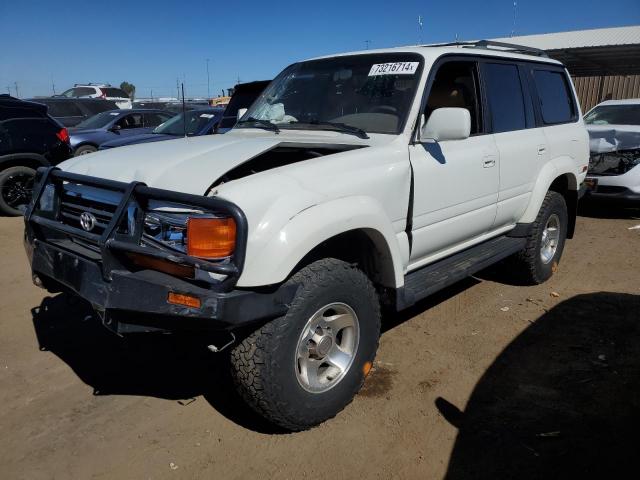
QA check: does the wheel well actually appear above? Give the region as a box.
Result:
[549,174,578,239]
[0,157,46,172]
[293,229,396,289]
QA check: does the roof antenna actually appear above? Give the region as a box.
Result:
[181,82,186,138]
[417,15,424,45]
[511,1,518,37]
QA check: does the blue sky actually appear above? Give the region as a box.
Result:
[1,0,639,99]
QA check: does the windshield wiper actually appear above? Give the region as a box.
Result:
[237,117,280,133]
[302,120,369,139]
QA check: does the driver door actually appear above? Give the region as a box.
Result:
[408,59,499,264]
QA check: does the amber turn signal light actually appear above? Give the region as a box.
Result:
[168,292,201,309]
[187,217,236,259]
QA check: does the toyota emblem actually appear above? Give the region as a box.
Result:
[79,212,97,232]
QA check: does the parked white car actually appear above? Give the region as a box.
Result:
[59,84,132,109]
[25,41,589,431]
[584,98,640,204]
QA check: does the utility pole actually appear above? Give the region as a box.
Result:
[364,40,371,50]
[206,58,210,99]
[51,74,56,95]
[418,15,424,45]
[511,1,518,37]
[14,82,19,98]
[176,77,180,100]
[6,86,11,95]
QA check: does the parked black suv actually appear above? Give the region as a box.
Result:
[25,98,120,127]
[0,95,72,215]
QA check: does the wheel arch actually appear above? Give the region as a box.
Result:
[236,196,408,289]
[520,158,579,238]
[0,153,49,172]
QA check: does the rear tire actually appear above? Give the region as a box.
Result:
[0,166,36,216]
[515,191,568,284]
[74,145,97,156]
[230,258,381,431]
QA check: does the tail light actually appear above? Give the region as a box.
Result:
[56,128,70,143]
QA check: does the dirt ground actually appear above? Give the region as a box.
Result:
[1,205,639,480]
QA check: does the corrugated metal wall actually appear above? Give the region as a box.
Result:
[572,75,640,112]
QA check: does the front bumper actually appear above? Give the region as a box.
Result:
[24,167,296,334]
[582,179,640,205]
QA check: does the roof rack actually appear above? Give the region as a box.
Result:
[433,40,549,58]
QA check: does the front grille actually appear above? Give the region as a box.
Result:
[58,186,120,237]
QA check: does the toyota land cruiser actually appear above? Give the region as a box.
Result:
[24,41,589,431]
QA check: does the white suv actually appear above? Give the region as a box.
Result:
[59,84,132,109]
[25,41,589,431]
[584,98,640,204]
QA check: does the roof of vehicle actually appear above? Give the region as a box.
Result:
[29,97,118,104]
[309,42,564,66]
[0,94,48,112]
[592,98,640,107]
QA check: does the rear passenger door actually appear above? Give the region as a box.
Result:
[481,61,548,229]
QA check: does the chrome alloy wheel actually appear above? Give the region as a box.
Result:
[540,213,560,264]
[295,303,360,393]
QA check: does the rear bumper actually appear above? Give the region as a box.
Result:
[26,236,296,334]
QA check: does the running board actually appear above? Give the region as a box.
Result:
[397,235,526,310]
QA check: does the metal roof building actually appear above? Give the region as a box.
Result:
[491,26,640,110]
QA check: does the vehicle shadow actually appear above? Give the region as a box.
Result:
[437,292,640,479]
[578,201,640,220]
[31,294,284,434]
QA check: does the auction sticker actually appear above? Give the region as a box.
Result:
[369,62,419,76]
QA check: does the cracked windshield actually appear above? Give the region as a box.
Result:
[239,54,423,134]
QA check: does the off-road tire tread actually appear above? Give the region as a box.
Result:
[230,258,380,431]
[515,191,567,285]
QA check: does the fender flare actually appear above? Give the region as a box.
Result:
[519,156,578,224]
[236,196,408,288]
[0,153,50,171]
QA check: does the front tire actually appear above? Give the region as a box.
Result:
[515,191,568,284]
[74,145,97,156]
[0,166,36,216]
[230,258,381,431]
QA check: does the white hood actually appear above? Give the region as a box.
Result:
[587,124,640,154]
[59,130,370,195]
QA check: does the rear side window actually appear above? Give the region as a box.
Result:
[144,112,171,127]
[46,102,83,117]
[0,105,45,121]
[102,88,129,99]
[483,63,526,133]
[532,70,575,124]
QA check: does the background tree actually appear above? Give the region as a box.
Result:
[119,81,136,99]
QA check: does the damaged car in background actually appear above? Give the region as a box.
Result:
[583,99,640,204]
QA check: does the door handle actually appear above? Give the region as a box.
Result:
[537,145,547,155]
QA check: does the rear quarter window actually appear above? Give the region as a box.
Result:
[46,102,83,117]
[102,88,129,99]
[0,105,45,121]
[532,69,576,124]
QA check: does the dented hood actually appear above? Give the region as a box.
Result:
[587,124,640,154]
[59,131,354,195]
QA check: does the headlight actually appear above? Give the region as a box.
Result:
[142,203,236,259]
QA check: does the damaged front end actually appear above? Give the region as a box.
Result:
[588,148,640,176]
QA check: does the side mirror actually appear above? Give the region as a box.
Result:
[420,107,471,142]
[236,108,248,123]
[109,124,121,132]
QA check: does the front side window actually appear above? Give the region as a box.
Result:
[584,104,640,126]
[144,112,172,127]
[240,54,424,135]
[483,63,526,133]
[425,61,482,135]
[116,113,143,129]
[76,111,121,129]
[153,110,219,136]
[533,70,575,124]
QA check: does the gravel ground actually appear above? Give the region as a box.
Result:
[1,205,639,479]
